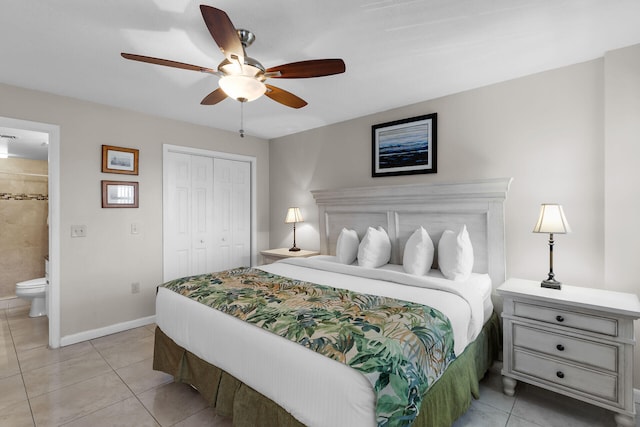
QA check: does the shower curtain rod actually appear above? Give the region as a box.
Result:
[0,170,48,178]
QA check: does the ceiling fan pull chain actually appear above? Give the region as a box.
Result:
[239,99,245,138]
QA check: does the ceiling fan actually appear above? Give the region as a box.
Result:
[121,5,346,110]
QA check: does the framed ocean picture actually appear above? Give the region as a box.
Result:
[371,113,437,177]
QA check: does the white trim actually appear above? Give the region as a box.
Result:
[634,388,640,404]
[0,116,61,348]
[162,144,258,272]
[165,144,257,164]
[60,315,156,347]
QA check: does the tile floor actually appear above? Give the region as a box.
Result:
[1,305,637,427]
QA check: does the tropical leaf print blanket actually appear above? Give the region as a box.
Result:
[161,267,456,427]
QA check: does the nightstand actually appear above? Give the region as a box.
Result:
[497,278,640,427]
[260,248,320,265]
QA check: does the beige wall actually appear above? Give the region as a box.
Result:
[0,83,270,338]
[0,158,49,298]
[604,44,640,293]
[604,45,640,388]
[270,58,604,287]
[270,45,640,386]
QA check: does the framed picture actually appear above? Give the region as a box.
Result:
[101,180,139,208]
[371,113,437,177]
[102,145,139,175]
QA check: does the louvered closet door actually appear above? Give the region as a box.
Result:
[212,158,251,271]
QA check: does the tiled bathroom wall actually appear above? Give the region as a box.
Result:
[0,158,48,299]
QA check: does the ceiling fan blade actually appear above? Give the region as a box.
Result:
[200,88,228,105]
[266,59,346,79]
[264,84,308,109]
[121,53,216,74]
[200,5,245,64]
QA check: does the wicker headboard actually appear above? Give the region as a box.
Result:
[311,178,512,288]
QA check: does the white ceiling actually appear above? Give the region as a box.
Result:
[0,127,49,160]
[2,0,640,140]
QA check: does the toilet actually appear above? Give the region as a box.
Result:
[15,277,48,318]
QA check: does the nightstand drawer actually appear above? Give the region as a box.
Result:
[514,302,618,336]
[512,324,618,371]
[513,349,618,402]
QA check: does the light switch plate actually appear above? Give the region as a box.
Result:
[71,225,87,237]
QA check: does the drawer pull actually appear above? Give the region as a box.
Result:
[555,315,564,322]
[556,344,565,351]
[556,371,565,379]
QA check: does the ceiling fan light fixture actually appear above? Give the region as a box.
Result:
[219,75,266,102]
[121,6,345,110]
[219,57,265,77]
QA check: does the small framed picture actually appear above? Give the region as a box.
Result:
[372,113,437,177]
[102,145,139,175]
[101,180,139,208]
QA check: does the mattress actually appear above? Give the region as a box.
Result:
[155,257,492,427]
[376,258,494,324]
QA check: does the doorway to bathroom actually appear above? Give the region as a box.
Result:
[0,117,60,348]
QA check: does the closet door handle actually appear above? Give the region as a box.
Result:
[555,315,564,322]
[556,371,565,379]
[556,344,565,351]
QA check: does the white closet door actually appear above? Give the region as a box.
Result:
[164,152,192,281]
[213,158,251,270]
[164,153,214,280]
[190,155,215,274]
[164,150,251,281]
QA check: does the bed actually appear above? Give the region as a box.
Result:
[154,178,512,427]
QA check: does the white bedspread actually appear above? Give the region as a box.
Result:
[155,257,492,427]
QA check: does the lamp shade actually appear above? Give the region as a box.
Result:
[285,207,303,224]
[533,204,571,234]
[219,75,266,102]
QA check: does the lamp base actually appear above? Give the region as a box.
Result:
[541,279,561,290]
[289,246,301,252]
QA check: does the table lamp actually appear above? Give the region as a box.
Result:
[533,204,571,289]
[285,207,303,252]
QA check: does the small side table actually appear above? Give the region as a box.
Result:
[498,278,640,427]
[260,248,320,265]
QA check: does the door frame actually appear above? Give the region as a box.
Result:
[0,116,61,348]
[162,144,257,280]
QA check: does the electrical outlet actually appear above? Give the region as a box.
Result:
[131,282,140,294]
[71,225,87,237]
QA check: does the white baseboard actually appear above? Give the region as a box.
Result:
[59,315,156,347]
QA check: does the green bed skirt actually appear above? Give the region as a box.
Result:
[153,311,501,427]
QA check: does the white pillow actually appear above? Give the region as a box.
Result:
[438,224,474,281]
[336,228,359,264]
[403,227,435,275]
[358,226,391,268]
